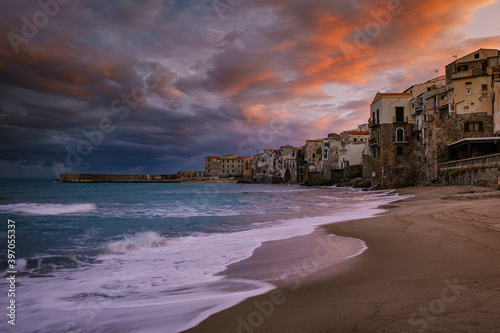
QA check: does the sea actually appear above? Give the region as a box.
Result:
[0,179,409,333]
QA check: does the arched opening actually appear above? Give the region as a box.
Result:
[396,128,404,142]
[284,168,291,182]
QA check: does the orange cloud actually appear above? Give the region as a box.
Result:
[312,114,335,131]
[241,104,272,125]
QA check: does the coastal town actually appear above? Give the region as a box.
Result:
[60,48,500,189]
[204,48,500,189]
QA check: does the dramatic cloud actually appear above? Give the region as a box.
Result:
[0,0,499,177]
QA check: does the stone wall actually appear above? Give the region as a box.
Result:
[60,173,180,182]
[423,112,493,181]
[440,166,500,188]
[344,165,362,180]
[370,122,418,188]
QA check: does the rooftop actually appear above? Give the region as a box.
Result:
[371,92,413,105]
[343,131,369,135]
[447,137,500,147]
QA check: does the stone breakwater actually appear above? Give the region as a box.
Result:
[59,173,181,183]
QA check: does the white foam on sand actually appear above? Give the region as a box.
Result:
[3,191,411,333]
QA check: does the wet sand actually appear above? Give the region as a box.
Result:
[184,186,500,333]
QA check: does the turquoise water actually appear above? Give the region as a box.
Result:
[0,180,403,332]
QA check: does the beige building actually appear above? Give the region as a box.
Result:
[304,139,324,172]
[341,130,370,145]
[205,154,249,177]
[445,49,498,116]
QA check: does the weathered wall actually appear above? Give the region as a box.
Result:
[344,165,362,180]
[370,122,418,188]
[423,112,494,181]
[494,81,500,135]
[441,166,500,188]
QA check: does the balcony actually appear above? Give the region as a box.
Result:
[393,116,408,123]
[451,69,487,80]
[412,125,421,132]
[369,138,379,146]
[412,100,424,115]
[369,119,380,127]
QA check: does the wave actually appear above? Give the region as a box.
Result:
[102,231,169,254]
[0,203,96,215]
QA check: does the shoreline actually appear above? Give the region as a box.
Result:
[184,185,500,333]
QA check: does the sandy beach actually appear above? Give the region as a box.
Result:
[185,186,500,333]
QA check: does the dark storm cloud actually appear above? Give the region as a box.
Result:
[0,0,498,177]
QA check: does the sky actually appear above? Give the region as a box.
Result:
[0,0,499,178]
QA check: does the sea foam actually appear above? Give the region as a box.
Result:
[0,203,96,215]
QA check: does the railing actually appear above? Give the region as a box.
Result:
[439,153,500,170]
[393,116,408,123]
[369,119,380,127]
[452,69,486,79]
[412,100,423,114]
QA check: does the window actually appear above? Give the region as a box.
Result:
[395,107,405,122]
[353,138,357,142]
[457,65,469,72]
[397,146,403,156]
[427,87,431,92]
[482,84,488,91]
[464,122,483,132]
[376,109,380,124]
[482,93,488,99]
[396,128,404,142]
[465,82,471,85]
[474,53,480,59]
[464,105,470,110]
[466,89,471,95]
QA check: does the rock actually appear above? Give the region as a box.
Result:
[364,183,381,191]
[351,177,371,188]
[420,181,432,187]
[351,177,363,187]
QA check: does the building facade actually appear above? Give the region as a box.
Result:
[204,154,250,178]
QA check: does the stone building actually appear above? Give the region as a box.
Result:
[321,133,342,180]
[243,156,253,179]
[252,149,273,182]
[204,156,221,176]
[366,48,500,188]
[414,49,498,181]
[304,139,324,171]
[204,154,249,178]
[340,130,370,145]
[368,92,417,188]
